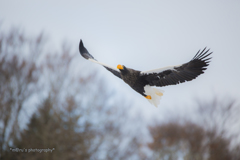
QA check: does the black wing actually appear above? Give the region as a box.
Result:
[79,40,122,79]
[140,47,212,87]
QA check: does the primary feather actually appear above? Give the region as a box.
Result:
[79,39,121,79]
[140,47,212,87]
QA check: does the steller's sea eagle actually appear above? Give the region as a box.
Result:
[79,40,212,107]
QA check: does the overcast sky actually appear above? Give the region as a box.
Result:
[1,0,240,120]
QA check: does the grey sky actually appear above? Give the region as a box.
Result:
[1,0,240,118]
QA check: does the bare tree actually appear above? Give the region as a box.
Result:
[148,98,240,160]
[0,27,43,158]
[195,97,240,145]
[0,26,145,160]
[148,122,206,160]
[8,95,94,160]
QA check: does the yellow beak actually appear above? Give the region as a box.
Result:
[117,64,124,70]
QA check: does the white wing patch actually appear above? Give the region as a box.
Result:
[140,65,181,75]
[89,59,120,73]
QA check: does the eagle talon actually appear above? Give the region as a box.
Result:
[145,95,152,99]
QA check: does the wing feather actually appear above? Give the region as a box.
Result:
[140,48,212,87]
[79,40,121,79]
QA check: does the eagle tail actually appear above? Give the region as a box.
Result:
[144,85,164,107]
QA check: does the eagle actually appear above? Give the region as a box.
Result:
[79,40,212,107]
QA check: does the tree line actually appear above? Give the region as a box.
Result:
[0,26,239,160]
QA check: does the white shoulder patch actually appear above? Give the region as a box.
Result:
[140,65,181,75]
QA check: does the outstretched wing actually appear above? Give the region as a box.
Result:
[140,48,212,87]
[79,40,122,79]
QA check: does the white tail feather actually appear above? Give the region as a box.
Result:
[144,85,164,107]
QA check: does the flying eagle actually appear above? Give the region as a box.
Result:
[79,40,212,107]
